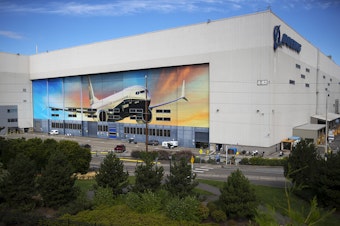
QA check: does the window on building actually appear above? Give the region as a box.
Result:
[305,83,310,88]
[306,68,310,73]
[295,64,301,69]
[289,80,295,85]
[301,74,305,79]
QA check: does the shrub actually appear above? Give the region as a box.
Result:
[165,196,200,222]
[198,203,210,220]
[207,201,218,214]
[130,150,142,159]
[240,157,287,166]
[211,209,227,223]
[93,187,115,207]
[125,190,162,213]
[172,150,193,161]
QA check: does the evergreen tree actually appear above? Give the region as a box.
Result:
[133,151,164,193]
[57,140,91,174]
[1,153,37,210]
[218,169,258,218]
[95,153,129,197]
[284,139,320,188]
[164,157,198,198]
[312,152,340,209]
[38,150,78,208]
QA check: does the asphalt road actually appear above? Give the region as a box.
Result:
[4,132,286,188]
[90,155,286,188]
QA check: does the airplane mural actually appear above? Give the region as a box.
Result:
[33,64,209,128]
[50,76,188,123]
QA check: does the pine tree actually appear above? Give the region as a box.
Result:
[284,139,320,187]
[164,157,198,198]
[38,150,78,208]
[95,153,129,197]
[218,169,258,218]
[1,153,37,210]
[133,151,164,193]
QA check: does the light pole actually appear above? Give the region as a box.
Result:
[145,75,149,152]
[325,93,329,159]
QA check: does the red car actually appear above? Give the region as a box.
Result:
[114,144,126,153]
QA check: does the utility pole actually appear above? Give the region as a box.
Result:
[145,75,149,152]
[325,93,329,159]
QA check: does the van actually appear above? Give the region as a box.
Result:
[162,140,178,149]
[328,131,335,142]
[48,130,59,135]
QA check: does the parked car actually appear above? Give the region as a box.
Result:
[148,140,159,146]
[48,130,59,135]
[81,144,91,149]
[114,144,126,153]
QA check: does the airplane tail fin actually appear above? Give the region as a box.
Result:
[180,80,188,102]
[87,76,99,105]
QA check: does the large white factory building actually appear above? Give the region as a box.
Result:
[1,10,339,149]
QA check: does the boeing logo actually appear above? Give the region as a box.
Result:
[273,25,301,53]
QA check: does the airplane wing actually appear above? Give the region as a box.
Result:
[149,80,188,109]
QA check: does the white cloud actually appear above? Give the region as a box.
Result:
[0,0,338,16]
[0,0,232,16]
[0,30,23,39]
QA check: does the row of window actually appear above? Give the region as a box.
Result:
[8,118,17,122]
[51,122,82,130]
[124,127,171,137]
[289,79,310,87]
[98,125,108,132]
[295,63,310,73]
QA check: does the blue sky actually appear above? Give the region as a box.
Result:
[0,0,340,65]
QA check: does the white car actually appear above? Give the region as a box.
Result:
[48,130,59,135]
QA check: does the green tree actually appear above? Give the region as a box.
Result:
[284,139,320,189]
[95,153,129,197]
[133,151,164,193]
[0,138,26,168]
[164,157,198,198]
[22,137,48,173]
[284,139,340,208]
[218,169,258,219]
[38,150,78,208]
[0,162,8,185]
[312,152,340,209]
[57,140,91,174]
[1,153,37,210]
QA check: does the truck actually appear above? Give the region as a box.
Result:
[162,140,178,149]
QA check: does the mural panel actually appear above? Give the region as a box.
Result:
[33,64,209,127]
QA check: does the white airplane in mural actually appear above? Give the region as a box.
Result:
[50,76,188,123]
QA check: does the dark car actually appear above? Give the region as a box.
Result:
[114,144,126,153]
[148,140,159,146]
[81,144,91,149]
